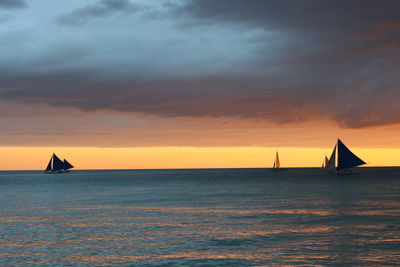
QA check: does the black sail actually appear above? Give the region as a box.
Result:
[52,154,65,171]
[337,139,366,170]
[63,159,74,170]
[45,157,52,171]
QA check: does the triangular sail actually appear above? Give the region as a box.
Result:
[52,153,64,171]
[337,139,366,170]
[273,151,280,169]
[326,145,336,169]
[321,156,329,168]
[45,157,52,171]
[63,159,74,170]
[323,156,329,168]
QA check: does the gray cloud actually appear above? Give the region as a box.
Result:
[176,0,400,53]
[0,15,13,24]
[1,59,399,129]
[1,0,400,129]
[177,0,400,30]
[0,0,27,9]
[57,0,141,26]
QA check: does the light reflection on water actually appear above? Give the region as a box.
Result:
[0,168,400,266]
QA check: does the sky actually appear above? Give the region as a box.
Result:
[0,0,399,169]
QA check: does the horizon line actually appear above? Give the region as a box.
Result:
[1,166,400,172]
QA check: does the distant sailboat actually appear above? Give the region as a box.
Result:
[272,151,287,171]
[325,139,366,174]
[321,155,329,168]
[44,153,74,173]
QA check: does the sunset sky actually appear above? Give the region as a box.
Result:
[0,0,399,170]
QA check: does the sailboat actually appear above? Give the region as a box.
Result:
[44,153,74,173]
[321,155,329,168]
[325,139,366,174]
[271,151,287,171]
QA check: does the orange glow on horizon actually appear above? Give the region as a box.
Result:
[0,146,399,171]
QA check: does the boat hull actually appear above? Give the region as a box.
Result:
[44,170,71,174]
[325,168,356,175]
[271,168,288,172]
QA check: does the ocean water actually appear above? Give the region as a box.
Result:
[0,168,399,266]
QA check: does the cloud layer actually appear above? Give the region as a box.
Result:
[0,0,27,9]
[57,0,141,26]
[0,0,399,130]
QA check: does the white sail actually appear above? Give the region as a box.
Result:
[273,151,280,169]
[326,145,336,169]
[322,155,329,168]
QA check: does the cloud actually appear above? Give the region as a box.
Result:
[57,0,141,26]
[1,61,399,129]
[1,0,399,129]
[176,0,400,54]
[0,15,13,24]
[0,0,27,9]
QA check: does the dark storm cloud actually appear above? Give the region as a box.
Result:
[177,0,400,31]
[57,0,141,26]
[171,0,400,127]
[1,62,399,129]
[0,0,27,9]
[1,0,400,128]
[177,0,400,52]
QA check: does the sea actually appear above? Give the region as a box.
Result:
[0,168,399,266]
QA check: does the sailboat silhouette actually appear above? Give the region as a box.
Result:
[325,139,366,174]
[271,150,287,171]
[44,153,74,173]
[321,155,329,168]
